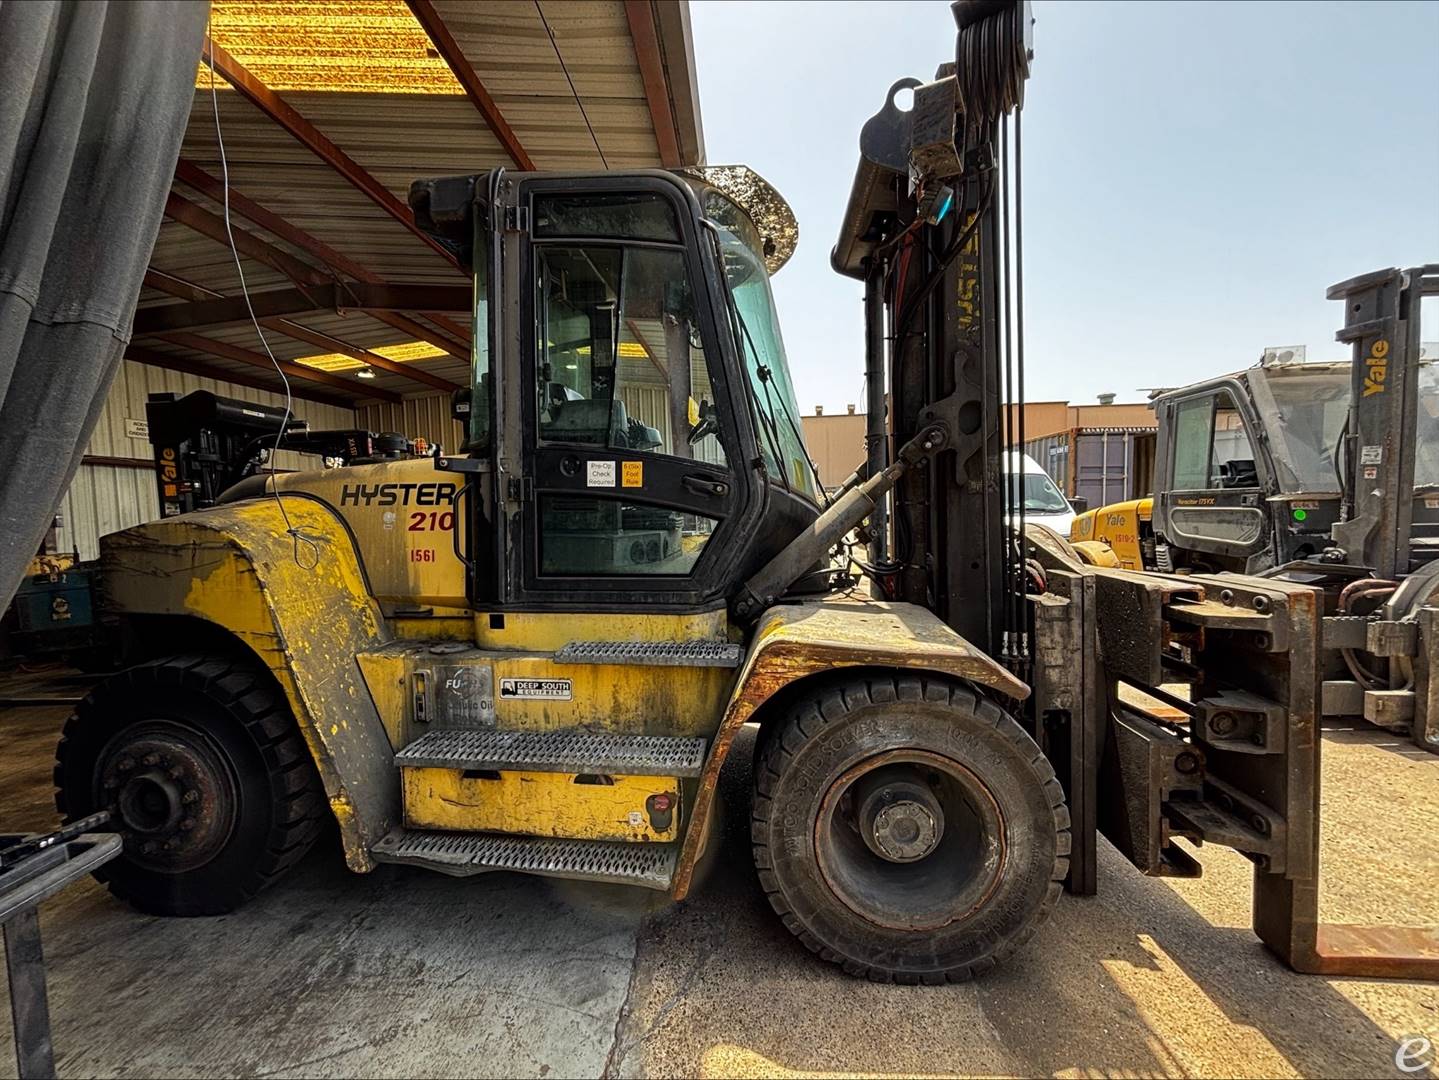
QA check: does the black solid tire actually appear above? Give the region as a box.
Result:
[752,674,1070,983]
[55,653,327,916]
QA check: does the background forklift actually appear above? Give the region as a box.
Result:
[1072,267,1439,750]
[33,1,1434,989]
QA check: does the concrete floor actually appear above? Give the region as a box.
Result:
[2,699,1437,1079]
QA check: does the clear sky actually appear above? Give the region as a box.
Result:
[689,0,1439,413]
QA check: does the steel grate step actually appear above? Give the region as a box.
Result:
[394,728,707,777]
[553,640,743,668]
[371,829,676,890]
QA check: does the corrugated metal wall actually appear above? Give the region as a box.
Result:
[53,360,356,559]
[1021,429,1158,508]
[358,393,464,453]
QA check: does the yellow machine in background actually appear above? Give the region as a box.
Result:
[1069,498,1152,569]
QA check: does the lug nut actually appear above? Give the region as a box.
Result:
[162,841,175,851]
[179,818,195,831]
[168,768,184,781]
[142,753,160,767]
[140,841,158,855]
[182,790,199,805]
[117,756,135,772]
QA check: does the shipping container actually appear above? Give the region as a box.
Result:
[1022,428,1156,510]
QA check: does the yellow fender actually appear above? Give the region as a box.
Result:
[100,496,397,871]
[1071,539,1122,567]
[671,598,1029,898]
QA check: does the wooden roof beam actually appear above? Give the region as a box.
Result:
[125,343,357,409]
[143,270,462,393]
[133,283,472,336]
[171,158,473,351]
[625,0,683,168]
[164,190,330,287]
[405,0,536,171]
[200,38,461,270]
[154,332,401,403]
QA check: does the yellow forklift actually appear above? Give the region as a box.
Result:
[53,1,1435,982]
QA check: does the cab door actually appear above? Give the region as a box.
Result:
[509,177,753,611]
[1155,385,1271,566]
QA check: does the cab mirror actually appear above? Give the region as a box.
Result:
[1069,496,1088,513]
[451,386,471,424]
[591,301,616,374]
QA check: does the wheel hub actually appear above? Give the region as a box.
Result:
[97,725,236,872]
[815,749,1006,931]
[854,773,945,862]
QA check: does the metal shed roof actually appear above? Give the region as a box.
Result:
[132,0,705,408]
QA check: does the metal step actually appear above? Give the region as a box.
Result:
[553,639,743,668]
[394,728,707,777]
[371,829,676,890]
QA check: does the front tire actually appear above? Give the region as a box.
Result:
[752,674,1069,983]
[55,653,327,915]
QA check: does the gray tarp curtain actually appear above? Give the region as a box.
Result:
[0,0,208,609]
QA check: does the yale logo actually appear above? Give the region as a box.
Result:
[158,446,179,498]
[1363,338,1390,397]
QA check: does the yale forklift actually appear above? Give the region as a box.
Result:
[53,1,1436,982]
[1072,267,1439,751]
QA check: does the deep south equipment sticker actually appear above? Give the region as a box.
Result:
[499,678,573,700]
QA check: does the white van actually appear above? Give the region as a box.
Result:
[1005,451,1078,536]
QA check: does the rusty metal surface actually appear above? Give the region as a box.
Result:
[671,597,1028,899]
[1310,924,1439,979]
[99,497,397,871]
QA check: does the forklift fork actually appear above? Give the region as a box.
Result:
[1029,530,1439,980]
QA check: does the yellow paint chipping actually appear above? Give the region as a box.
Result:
[403,768,680,842]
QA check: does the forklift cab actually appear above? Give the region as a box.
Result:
[1152,363,1352,572]
[415,167,821,614]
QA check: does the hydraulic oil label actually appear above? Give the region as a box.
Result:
[499,677,572,701]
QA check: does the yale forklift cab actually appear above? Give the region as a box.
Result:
[54,1,1435,984]
[1073,267,1439,750]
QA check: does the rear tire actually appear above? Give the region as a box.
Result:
[752,674,1069,983]
[55,653,327,915]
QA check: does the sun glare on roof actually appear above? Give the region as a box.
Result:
[295,340,447,373]
[197,0,463,95]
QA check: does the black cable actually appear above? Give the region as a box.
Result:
[895,168,995,340]
[737,299,832,508]
[536,1,608,168]
[1000,117,1016,654]
[1015,107,1028,659]
[1333,416,1349,499]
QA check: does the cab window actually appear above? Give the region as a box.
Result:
[1171,391,1258,490]
[530,190,730,578]
[535,245,726,468]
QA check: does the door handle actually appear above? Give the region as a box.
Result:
[682,474,730,499]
